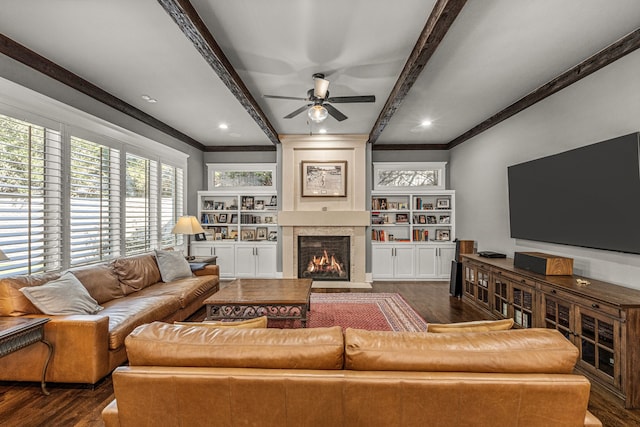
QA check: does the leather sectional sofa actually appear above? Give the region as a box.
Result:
[0,253,219,385]
[103,322,602,426]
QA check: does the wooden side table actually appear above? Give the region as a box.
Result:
[0,317,53,395]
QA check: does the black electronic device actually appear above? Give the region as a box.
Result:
[478,251,506,258]
[508,132,640,254]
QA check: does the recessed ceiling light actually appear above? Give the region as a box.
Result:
[141,94,157,103]
[421,119,432,127]
[318,128,327,134]
[218,123,228,130]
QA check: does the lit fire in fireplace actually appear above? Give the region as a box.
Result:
[307,250,343,274]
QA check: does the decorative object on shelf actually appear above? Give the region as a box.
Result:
[436,198,450,209]
[576,278,591,286]
[172,216,205,258]
[268,231,278,241]
[301,161,347,197]
[436,229,450,241]
[256,227,268,240]
[395,213,409,223]
[241,229,256,241]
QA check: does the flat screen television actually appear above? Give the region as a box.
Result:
[507,132,640,254]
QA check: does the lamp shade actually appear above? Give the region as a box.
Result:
[171,216,205,235]
[0,248,7,261]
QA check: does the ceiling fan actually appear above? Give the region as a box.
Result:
[263,73,375,122]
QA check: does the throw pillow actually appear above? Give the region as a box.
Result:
[427,318,514,333]
[154,249,193,282]
[175,316,268,329]
[19,272,103,315]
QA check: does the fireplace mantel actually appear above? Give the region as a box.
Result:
[279,211,369,227]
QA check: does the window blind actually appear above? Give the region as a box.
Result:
[0,114,63,275]
[125,153,158,255]
[160,163,184,248]
[69,136,121,266]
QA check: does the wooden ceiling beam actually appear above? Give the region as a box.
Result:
[447,28,640,149]
[368,0,467,145]
[158,0,280,145]
[0,33,206,151]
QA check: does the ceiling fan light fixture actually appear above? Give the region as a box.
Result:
[308,105,328,123]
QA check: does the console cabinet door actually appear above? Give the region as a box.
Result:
[234,246,256,278]
[393,246,415,279]
[437,246,456,278]
[212,245,235,278]
[255,245,277,278]
[372,246,395,279]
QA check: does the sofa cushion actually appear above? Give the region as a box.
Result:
[125,322,345,369]
[427,318,514,333]
[175,316,268,329]
[135,276,218,309]
[111,253,162,295]
[19,272,103,315]
[154,250,193,282]
[101,295,182,350]
[345,328,579,374]
[70,264,124,304]
[0,272,61,316]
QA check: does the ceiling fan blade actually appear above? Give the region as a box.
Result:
[314,77,330,99]
[284,104,312,119]
[324,104,347,122]
[264,94,309,101]
[327,95,375,104]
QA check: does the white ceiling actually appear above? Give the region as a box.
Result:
[1,0,639,148]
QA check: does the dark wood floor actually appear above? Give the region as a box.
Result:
[1,281,638,426]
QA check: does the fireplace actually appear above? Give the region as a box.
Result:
[298,236,350,281]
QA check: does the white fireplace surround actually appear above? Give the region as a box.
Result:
[279,135,369,284]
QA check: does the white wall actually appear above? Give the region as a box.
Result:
[450,49,640,290]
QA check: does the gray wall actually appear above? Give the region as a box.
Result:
[450,49,640,290]
[0,55,206,215]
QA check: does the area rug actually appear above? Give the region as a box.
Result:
[270,292,427,332]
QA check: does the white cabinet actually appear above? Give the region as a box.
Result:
[235,244,277,278]
[372,245,415,279]
[191,243,235,278]
[415,244,456,279]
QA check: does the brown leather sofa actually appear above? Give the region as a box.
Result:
[0,253,219,385]
[102,323,602,427]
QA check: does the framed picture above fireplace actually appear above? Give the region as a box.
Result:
[301,161,347,197]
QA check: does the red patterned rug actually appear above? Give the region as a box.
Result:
[270,292,427,332]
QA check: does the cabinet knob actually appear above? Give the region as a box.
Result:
[551,289,557,294]
[592,303,600,309]
[521,279,526,283]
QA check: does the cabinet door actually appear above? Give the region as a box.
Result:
[191,243,213,257]
[393,246,415,279]
[234,246,256,278]
[415,246,437,279]
[575,305,620,388]
[541,291,573,340]
[213,245,235,278]
[463,263,476,299]
[372,246,395,279]
[511,282,535,328]
[437,246,456,278]
[255,245,277,278]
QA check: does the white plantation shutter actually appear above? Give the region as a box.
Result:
[125,153,158,255]
[161,163,184,248]
[0,113,63,275]
[69,136,121,266]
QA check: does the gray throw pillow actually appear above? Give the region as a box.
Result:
[19,272,104,315]
[154,249,193,282]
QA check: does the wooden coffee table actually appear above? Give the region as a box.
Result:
[203,278,313,327]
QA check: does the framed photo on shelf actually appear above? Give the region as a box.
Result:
[194,233,207,241]
[418,215,426,224]
[256,227,268,240]
[423,203,434,210]
[435,229,450,241]
[255,200,264,210]
[241,229,256,241]
[218,213,228,223]
[427,215,437,224]
[439,215,450,224]
[269,195,278,206]
[301,161,347,197]
[242,196,254,210]
[436,198,450,209]
[268,231,278,241]
[214,201,225,210]
[230,214,238,224]
[395,213,409,223]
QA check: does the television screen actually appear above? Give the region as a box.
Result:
[507,132,640,254]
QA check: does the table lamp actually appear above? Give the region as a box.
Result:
[171,216,204,259]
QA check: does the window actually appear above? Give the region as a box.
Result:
[207,163,276,191]
[125,153,158,255]
[373,162,447,191]
[0,107,186,277]
[0,114,62,275]
[160,163,184,248]
[69,136,121,266]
